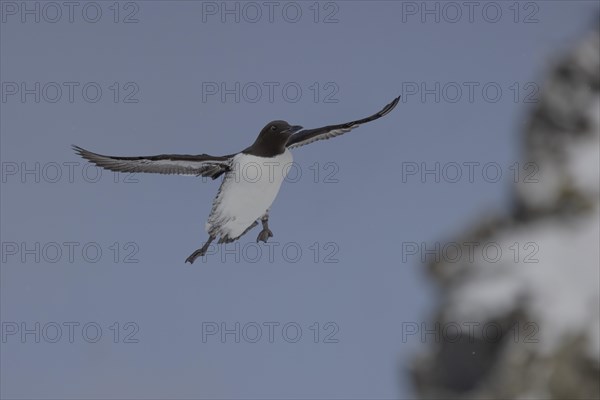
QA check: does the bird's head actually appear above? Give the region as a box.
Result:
[258,120,303,142]
[246,121,303,156]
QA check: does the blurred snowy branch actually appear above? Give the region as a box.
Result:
[411,24,600,400]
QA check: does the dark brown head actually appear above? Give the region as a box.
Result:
[244,120,303,157]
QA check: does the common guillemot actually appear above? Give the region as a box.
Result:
[73,96,400,263]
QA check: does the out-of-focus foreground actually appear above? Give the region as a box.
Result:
[411,26,600,399]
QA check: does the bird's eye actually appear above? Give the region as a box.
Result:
[270,126,277,131]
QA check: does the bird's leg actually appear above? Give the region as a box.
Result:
[186,235,216,264]
[256,212,274,243]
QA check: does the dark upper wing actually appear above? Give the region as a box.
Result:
[72,145,233,179]
[286,96,400,149]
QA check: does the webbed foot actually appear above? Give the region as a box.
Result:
[256,228,273,243]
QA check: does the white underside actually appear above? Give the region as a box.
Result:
[205,150,292,240]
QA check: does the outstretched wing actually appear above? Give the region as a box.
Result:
[286,96,400,149]
[72,145,233,179]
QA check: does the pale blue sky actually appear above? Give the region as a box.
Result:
[1,1,597,399]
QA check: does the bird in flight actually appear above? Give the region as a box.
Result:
[73,96,400,263]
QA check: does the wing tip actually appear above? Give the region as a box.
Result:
[71,144,96,161]
[71,144,86,157]
[380,95,401,116]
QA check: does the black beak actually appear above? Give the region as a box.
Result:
[283,125,303,134]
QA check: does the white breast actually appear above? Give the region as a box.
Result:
[205,150,293,240]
